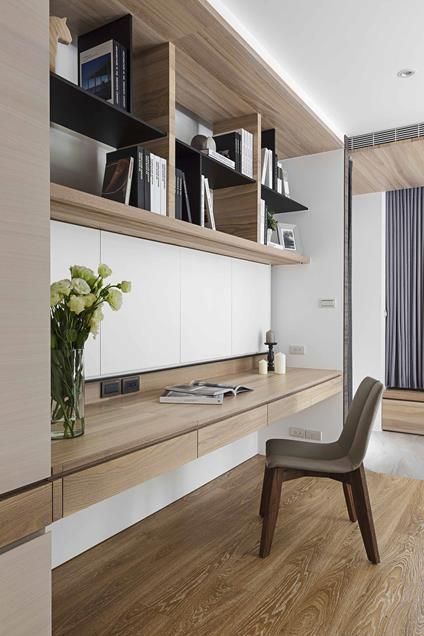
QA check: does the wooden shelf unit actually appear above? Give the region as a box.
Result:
[50,183,309,266]
[49,3,314,262]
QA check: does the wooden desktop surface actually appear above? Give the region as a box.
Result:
[52,367,342,477]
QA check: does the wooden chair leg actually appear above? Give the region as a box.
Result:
[350,464,380,564]
[343,482,357,522]
[259,468,283,558]
[259,465,272,517]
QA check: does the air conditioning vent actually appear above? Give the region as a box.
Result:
[348,121,424,151]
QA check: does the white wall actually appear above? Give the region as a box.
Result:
[259,149,345,449]
[352,192,386,430]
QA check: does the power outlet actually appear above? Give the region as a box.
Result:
[289,426,306,439]
[305,429,322,441]
[289,344,305,355]
[122,376,140,394]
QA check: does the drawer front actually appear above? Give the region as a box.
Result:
[383,399,424,435]
[63,431,197,516]
[0,483,52,550]
[198,405,267,457]
[268,376,342,425]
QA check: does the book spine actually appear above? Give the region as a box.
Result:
[236,134,241,172]
[200,175,205,227]
[138,147,145,208]
[154,155,161,214]
[179,171,183,220]
[261,148,268,185]
[144,151,151,211]
[182,173,192,223]
[113,41,120,106]
[160,157,167,215]
[273,152,278,191]
[125,157,134,206]
[121,45,127,111]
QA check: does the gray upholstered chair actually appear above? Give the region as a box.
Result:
[259,377,383,562]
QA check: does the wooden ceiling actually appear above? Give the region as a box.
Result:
[351,137,424,195]
[50,0,342,159]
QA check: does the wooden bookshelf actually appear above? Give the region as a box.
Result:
[50,183,309,266]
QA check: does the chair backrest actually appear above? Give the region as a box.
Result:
[338,377,384,468]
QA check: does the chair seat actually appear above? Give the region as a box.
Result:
[266,438,356,474]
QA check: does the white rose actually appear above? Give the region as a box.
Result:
[71,278,91,295]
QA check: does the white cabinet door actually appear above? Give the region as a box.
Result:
[0,533,51,636]
[181,249,232,363]
[231,260,271,355]
[101,232,181,374]
[50,221,101,378]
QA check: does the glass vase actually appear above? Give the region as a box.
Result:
[51,348,85,439]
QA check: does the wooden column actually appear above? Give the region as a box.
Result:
[133,42,176,218]
[213,113,261,242]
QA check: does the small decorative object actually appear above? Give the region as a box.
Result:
[277,222,302,252]
[265,330,277,372]
[50,265,131,439]
[191,134,216,152]
[49,16,72,73]
[267,209,278,244]
[274,352,286,374]
[258,359,268,375]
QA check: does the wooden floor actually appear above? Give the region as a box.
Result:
[53,456,424,636]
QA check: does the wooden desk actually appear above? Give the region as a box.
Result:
[51,367,342,520]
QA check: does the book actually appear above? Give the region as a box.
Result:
[261,148,273,187]
[201,149,235,170]
[160,157,167,215]
[214,128,253,176]
[143,151,151,212]
[282,167,290,197]
[213,132,241,172]
[175,168,183,220]
[181,173,192,223]
[160,390,224,405]
[79,39,121,106]
[204,177,216,230]
[105,146,144,208]
[101,156,133,205]
[164,381,253,398]
[200,175,205,227]
[261,148,269,185]
[150,153,161,214]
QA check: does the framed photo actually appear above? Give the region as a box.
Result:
[277,223,303,253]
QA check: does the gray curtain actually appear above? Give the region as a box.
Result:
[386,188,424,389]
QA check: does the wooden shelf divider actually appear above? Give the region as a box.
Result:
[50,183,309,266]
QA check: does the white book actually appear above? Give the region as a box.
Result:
[267,149,273,187]
[215,128,253,177]
[204,177,215,230]
[282,167,290,197]
[261,148,269,185]
[201,149,235,170]
[200,175,205,227]
[160,157,167,215]
[151,154,161,214]
[259,199,265,244]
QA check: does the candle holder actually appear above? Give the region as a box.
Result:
[265,341,277,372]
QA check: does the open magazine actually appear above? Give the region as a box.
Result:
[160,380,253,405]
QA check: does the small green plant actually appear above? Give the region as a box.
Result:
[267,209,278,231]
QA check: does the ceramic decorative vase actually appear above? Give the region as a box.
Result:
[51,348,85,439]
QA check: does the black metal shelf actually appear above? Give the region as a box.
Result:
[176,140,256,190]
[261,184,308,214]
[50,73,165,149]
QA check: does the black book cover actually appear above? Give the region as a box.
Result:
[144,151,151,211]
[175,169,183,220]
[181,173,192,223]
[213,132,241,171]
[102,157,133,204]
[105,146,144,207]
[120,44,128,111]
[273,152,278,191]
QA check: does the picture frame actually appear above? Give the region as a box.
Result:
[277,223,303,253]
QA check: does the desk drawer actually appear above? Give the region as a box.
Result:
[268,377,342,425]
[198,406,267,456]
[383,399,424,435]
[63,431,197,516]
[0,483,52,549]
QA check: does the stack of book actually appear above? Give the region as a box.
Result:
[213,129,254,177]
[102,146,167,214]
[200,148,235,170]
[160,381,253,404]
[79,39,129,111]
[261,148,290,197]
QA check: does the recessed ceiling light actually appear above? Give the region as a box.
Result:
[397,68,415,78]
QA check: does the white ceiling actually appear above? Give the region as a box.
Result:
[208,0,424,138]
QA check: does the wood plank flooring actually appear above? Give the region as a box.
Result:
[52,456,424,635]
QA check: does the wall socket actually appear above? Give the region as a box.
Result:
[289,344,305,355]
[289,427,322,441]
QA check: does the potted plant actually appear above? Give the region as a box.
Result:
[50,264,131,439]
[267,209,278,243]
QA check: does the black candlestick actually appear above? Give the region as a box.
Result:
[265,342,277,372]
